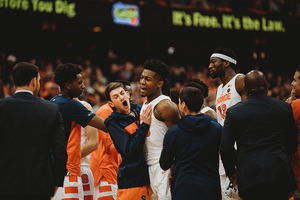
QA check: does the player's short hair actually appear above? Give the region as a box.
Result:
[212,47,237,69]
[115,79,130,87]
[185,78,209,98]
[170,90,179,105]
[143,59,170,80]
[12,62,39,87]
[105,82,125,101]
[179,86,203,113]
[54,63,82,89]
[162,79,170,96]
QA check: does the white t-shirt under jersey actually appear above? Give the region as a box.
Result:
[140,95,171,166]
[216,73,243,126]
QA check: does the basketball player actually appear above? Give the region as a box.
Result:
[90,80,131,200]
[185,78,217,119]
[208,47,247,200]
[51,63,107,200]
[140,59,181,200]
[78,99,98,200]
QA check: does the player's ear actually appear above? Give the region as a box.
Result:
[108,101,115,108]
[182,101,186,109]
[157,80,164,88]
[65,82,71,90]
[224,60,230,68]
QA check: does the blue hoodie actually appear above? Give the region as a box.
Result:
[160,114,222,200]
[104,104,150,189]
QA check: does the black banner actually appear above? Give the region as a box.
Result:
[1,0,298,33]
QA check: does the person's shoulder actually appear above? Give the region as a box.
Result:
[96,103,113,119]
[35,98,60,111]
[270,96,289,105]
[97,103,113,113]
[157,98,178,111]
[270,97,292,111]
[0,96,13,102]
[104,111,122,125]
[165,124,180,137]
[291,98,300,108]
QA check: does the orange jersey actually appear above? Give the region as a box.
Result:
[290,99,300,190]
[90,104,121,186]
[67,122,82,177]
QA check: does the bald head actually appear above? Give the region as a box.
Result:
[244,70,267,95]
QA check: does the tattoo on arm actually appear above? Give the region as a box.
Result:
[154,105,164,122]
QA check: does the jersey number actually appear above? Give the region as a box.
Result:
[81,174,89,183]
[218,104,227,119]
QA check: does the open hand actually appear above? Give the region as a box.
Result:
[142,105,152,125]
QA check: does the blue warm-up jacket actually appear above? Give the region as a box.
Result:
[160,114,222,200]
[104,104,150,189]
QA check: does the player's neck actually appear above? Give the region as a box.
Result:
[221,70,236,86]
[146,90,162,104]
[61,90,74,99]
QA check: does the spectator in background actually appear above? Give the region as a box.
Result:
[160,86,222,200]
[221,70,297,200]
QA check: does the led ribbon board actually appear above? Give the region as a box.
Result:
[112,2,140,27]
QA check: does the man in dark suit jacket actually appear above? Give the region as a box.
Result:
[220,70,298,200]
[0,62,67,199]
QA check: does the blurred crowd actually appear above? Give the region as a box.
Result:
[0,51,294,113]
[103,0,300,16]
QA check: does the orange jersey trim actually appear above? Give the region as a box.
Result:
[124,123,138,135]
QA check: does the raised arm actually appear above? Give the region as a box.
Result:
[88,115,108,133]
[154,99,181,128]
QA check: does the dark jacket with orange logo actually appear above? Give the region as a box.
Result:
[104,104,150,189]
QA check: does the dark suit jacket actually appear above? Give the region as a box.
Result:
[0,92,67,196]
[220,93,298,197]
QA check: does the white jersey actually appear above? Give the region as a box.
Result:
[141,95,171,166]
[216,73,243,126]
[216,75,243,200]
[80,101,90,167]
[201,106,215,114]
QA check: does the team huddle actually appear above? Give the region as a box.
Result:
[0,47,299,200]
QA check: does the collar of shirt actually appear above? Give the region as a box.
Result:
[15,90,33,95]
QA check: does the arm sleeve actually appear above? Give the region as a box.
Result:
[64,100,96,127]
[159,127,176,171]
[220,109,237,177]
[52,109,67,187]
[106,119,149,158]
